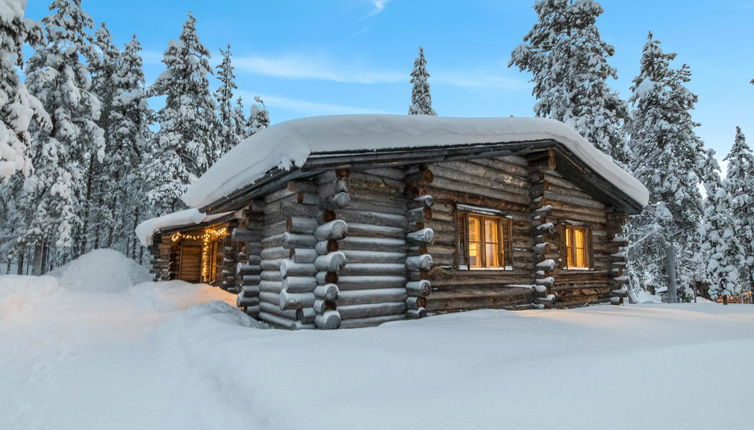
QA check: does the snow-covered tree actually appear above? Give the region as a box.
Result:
[149,12,217,213]
[408,46,436,116]
[215,44,246,156]
[80,22,119,253]
[246,96,269,137]
[103,35,153,258]
[724,126,754,291]
[232,96,247,139]
[698,148,745,299]
[21,0,104,270]
[509,0,629,163]
[0,0,48,180]
[625,33,705,302]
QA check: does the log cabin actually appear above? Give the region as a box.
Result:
[136,115,649,329]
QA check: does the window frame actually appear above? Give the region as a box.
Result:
[459,210,513,271]
[562,224,592,270]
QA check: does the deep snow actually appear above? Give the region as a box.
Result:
[182,115,650,209]
[2,251,753,429]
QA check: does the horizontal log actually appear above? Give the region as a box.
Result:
[407,228,435,245]
[405,296,428,310]
[339,263,406,277]
[406,254,433,271]
[291,248,318,264]
[231,228,261,242]
[280,260,317,277]
[314,220,349,241]
[314,251,348,272]
[313,283,340,300]
[337,275,407,290]
[338,302,407,320]
[259,311,299,330]
[338,288,407,306]
[315,240,339,255]
[279,291,315,310]
[405,280,431,297]
[336,209,407,229]
[314,310,341,329]
[340,250,406,264]
[313,299,338,313]
[282,276,318,293]
[347,223,405,239]
[322,191,351,209]
[338,237,406,253]
[286,217,318,234]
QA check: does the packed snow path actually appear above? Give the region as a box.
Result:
[2,268,754,429]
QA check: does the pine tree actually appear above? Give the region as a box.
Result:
[724,126,754,292]
[21,0,104,270]
[625,33,705,302]
[0,0,49,180]
[509,0,629,163]
[232,96,248,140]
[149,12,217,213]
[698,148,745,299]
[408,46,436,116]
[246,96,269,136]
[81,22,119,253]
[105,35,153,259]
[215,44,246,156]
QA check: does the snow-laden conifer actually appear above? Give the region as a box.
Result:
[0,0,49,180]
[215,44,247,156]
[697,148,745,299]
[247,96,269,136]
[21,0,104,269]
[724,126,754,290]
[509,0,629,163]
[149,12,218,213]
[625,33,705,302]
[408,46,436,116]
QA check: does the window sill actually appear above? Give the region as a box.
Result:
[459,265,514,271]
[562,267,593,271]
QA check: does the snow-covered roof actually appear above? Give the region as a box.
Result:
[135,208,232,246]
[182,114,649,209]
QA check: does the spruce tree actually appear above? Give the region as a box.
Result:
[625,33,705,302]
[105,35,153,258]
[724,126,754,292]
[0,0,49,180]
[81,22,119,253]
[232,96,248,140]
[215,44,245,156]
[509,0,629,163]
[149,12,217,213]
[698,148,745,299]
[408,46,436,116]
[246,96,270,136]
[22,0,104,270]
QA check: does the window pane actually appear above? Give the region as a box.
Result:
[468,216,480,242]
[575,248,585,267]
[574,228,585,250]
[469,242,481,268]
[484,219,499,243]
[485,243,500,267]
[565,227,572,247]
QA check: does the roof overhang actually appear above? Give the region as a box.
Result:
[199,139,644,215]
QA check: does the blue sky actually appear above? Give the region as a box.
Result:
[26,0,754,159]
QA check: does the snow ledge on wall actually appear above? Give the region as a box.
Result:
[135,208,232,246]
[182,115,650,210]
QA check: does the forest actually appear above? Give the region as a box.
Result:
[1,0,752,303]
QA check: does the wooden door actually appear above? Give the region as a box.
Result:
[178,241,202,283]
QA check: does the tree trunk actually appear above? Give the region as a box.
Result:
[16,251,23,275]
[79,154,97,256]
[664,243,678,303]
[31,243,43,276]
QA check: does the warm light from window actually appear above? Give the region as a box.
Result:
[466,214,504,269]
[564,225,589,269]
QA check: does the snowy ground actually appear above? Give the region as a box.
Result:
[2,251,754,429]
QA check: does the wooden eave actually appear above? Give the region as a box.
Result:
[199,139,643,215]
[154,212,238,240]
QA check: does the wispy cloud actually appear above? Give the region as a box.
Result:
[368,0,390,16]
[140,49,164,66]
[233,53,528,90]
[238,90,394,116]
[233,54,404,84]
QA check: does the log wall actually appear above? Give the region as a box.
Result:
[423,156,536,312]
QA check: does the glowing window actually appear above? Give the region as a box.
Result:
[564,225,590,269]
[466,214,508,269]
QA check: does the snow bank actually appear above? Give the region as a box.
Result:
[135,208,233,246]
[0,275,58,320]
[51,249,151,292]
[129,280,239,312]
[183,115,650,209]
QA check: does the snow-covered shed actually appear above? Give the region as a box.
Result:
[140,114,649,329]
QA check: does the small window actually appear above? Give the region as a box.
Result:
[564,225,591,269]
[464,213,510,269]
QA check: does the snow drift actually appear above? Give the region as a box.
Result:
[182,114,650,209]
[51,249,152,292]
